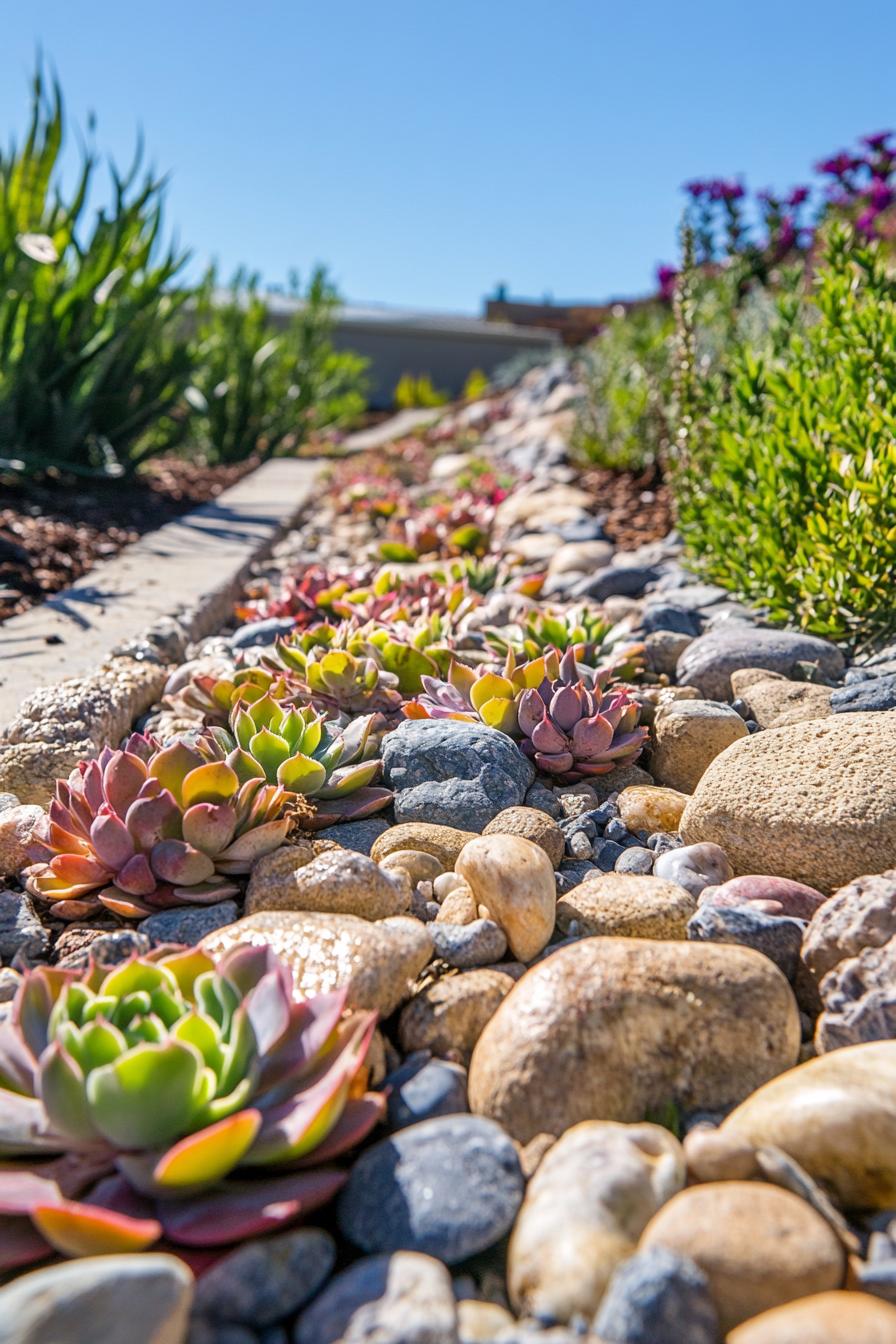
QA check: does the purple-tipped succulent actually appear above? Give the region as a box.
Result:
[24,733,293,920]
[0,945,382,1266]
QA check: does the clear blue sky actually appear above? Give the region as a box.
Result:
[2,1,893,313]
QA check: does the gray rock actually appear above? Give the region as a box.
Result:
[831,672,896,714]
[817,938,896,1051]
[0,1253,193,1344]
[687,904,804,981]
[139,900,239,946]
[570,563,661,602]
[189,1322,258,1344]
[193,1227,335,1327]
[229,617,296,649]
[386,1055,469,1129]
[556,859,598,892]
[430,919,508,968]
[594,1247,719,1344]
[615,846,655,875]
[85,929,152,969]
[293,1252,459,1344]
[337,1114,524,1263]
[525,782,564,819]
[0,891,49,964]
[567,830,594,860]
[676,627,845,701]
[324,817,391,855]
[0,794,19,814]
[0,967,21,1002]
[593,838,625,871]
[857,1258,896,1305]
[383,721,534,831]
[641,603,703,637]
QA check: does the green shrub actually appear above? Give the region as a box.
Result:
[571,302,676,471]
[0,66,192,476]
[151,266,368,464]
[674,223,896,648]
[462,368,490,401]
[394,372,449,409]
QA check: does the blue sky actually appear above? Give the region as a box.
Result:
[2,1,893,312]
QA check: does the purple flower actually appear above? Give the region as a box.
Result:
[787,185,810,207]
[815,152,861,178]
[856,207,880,236]
[656,264,678,300]
[868,177,894,211]
[707,178,745,202]
[684,179,707,198]
[776,215,797,251]
[863,131,893,152]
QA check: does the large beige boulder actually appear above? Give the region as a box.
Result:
[650,698,748,793]
[728,1291,896,1344]
[729,668,833,728]
[556,874,696,939]
[245,847,411,920]
[508,1121,685,1324]
[721,1040,896,1208]
[468,938,800,1143]
[680,713,896,893]
[200,911,432,1017]
[640,1181,844,1334]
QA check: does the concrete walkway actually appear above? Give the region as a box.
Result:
[0,458,319,723]
[338,407,444,453]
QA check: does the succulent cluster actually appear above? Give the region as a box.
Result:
[25,734,293,920]
[408,647,647,782]
[0,945,381,1264]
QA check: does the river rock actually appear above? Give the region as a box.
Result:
[245,847,410,920]
[379,850,444,885]
[721,1040,896,1207]
[556,874,696,939]
[138,900,239,947]
[687,905,804,981]
[430,919,508,968]
[802,870,896,981]
[831,671,896,714]
[193,1227,334,1326]
[0,890,50,963]
[594,1247,720,1344]
[468,938,800,1142]
[651,700,748,793]
[508,1121,685,1323]
[0,805,44,877]
[815,938,896,1051]
[676,627,844,700]
[617,786,688,834]
[398,968,516,1062]
[372,823,478,869]
[337,1115,523,1263]
[482,806,565,868]
[435,886,478,924]
[0,1253,193,1344]
[294,1252,458,1344]
[640,1180,844,1333]
[386,1056,468,1129]
[653,842,732,897]
[680,713,896,893]
[729,669,833,728]
[383,720,534,831]
[727,1290,896,1344]
[324,817,391,855]
[455,834,556,961]
[200,911,432,1016]
[701,875,826,920]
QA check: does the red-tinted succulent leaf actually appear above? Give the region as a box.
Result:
[32,1198,162,1257]
[0,1215,53,1271]
[0,1170,62,1215]
[89,813,135,871]
[49,895,105,921]
[115,852,158,897]
[152,1109,262,1191]
[98,891,156,919]
[158,1168,346,1246]
[291,1092,386,1167]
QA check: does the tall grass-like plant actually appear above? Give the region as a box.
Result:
[155,266,368,463]
[0,66,192,476]
[674,223,896,648]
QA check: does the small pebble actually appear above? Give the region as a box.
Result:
[567,831,594,860]
[614,846,655,875]
[386,1054,469,1129]
[430,919,508,969]
[593,838,625,871]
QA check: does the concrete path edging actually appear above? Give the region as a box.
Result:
[0,458,320,726]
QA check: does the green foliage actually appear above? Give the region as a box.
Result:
[0,66,193,476]
[674,223,896,648]
[394,372,450,409]
[152,267,368,464]
[572,302,676,471]
[462,367,490,401]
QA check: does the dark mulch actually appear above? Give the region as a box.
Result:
[579,464,673,550]
[0,458,256,622]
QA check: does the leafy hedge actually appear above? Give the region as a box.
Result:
[674,223,896,649]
